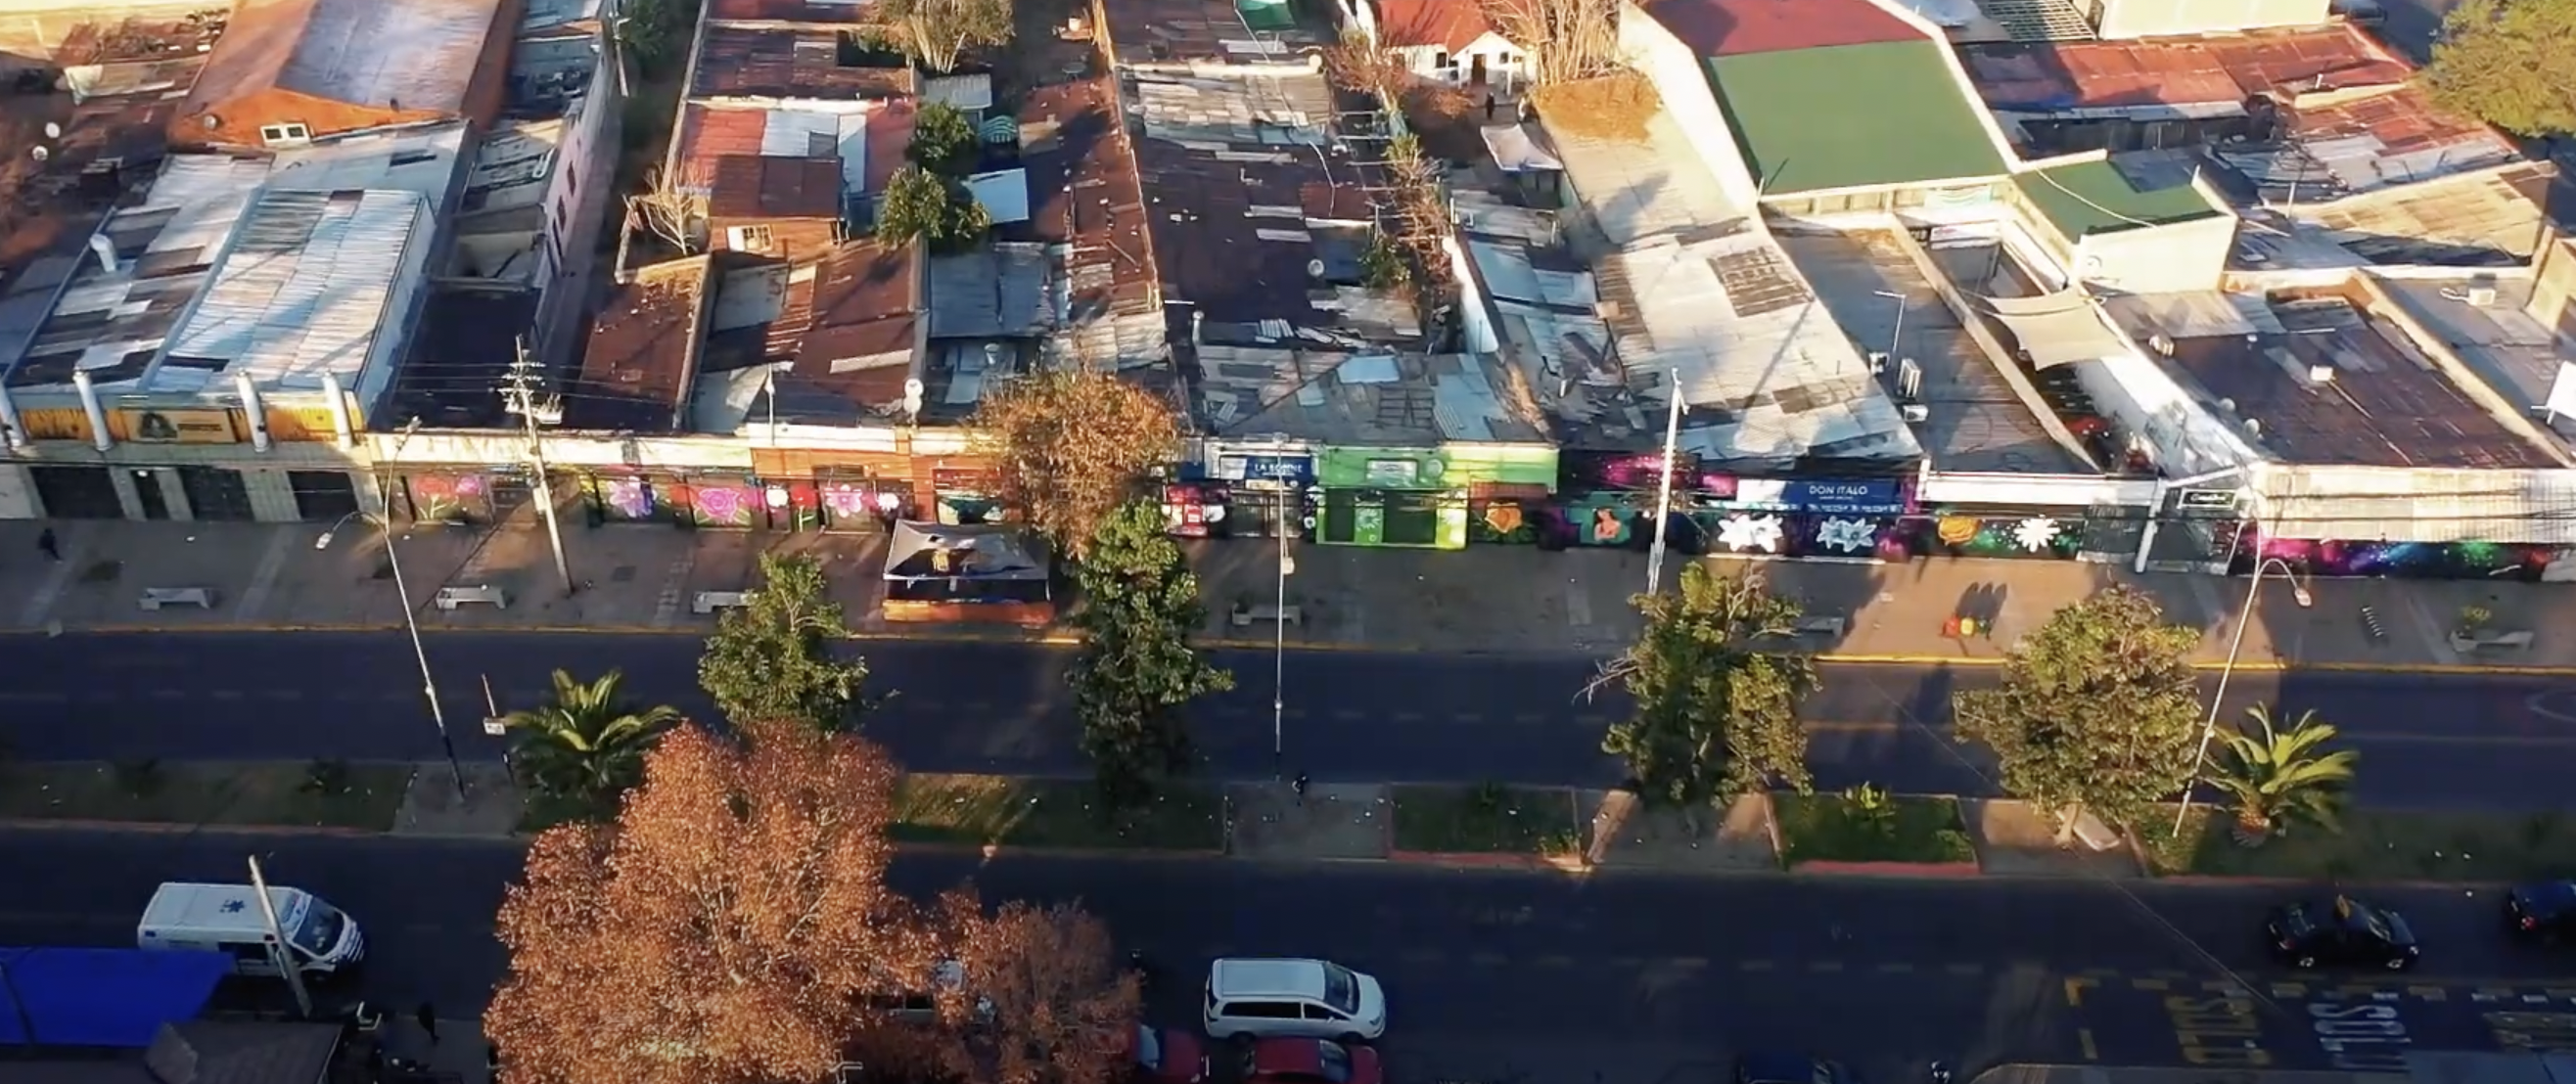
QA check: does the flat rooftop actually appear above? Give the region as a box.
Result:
[1202,349,1550,444]
[1709,40,2008,194]
[2286,161,2557,268]
[1780,230,2084,473]
[388,286,540,428]
[688,23,913,100]
[2381,277,2576,450]
[1097,0,1327,64]
[1542,98,1919,465]
[2210,86,2520,206]
[2014,157,2227,241]
[2131,293,2556,470]
[186,0,508,119]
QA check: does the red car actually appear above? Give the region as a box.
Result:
[1130,1025,1207,1084]
[1243,1038,1380,1084]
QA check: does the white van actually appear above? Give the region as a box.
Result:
[136,882,366,979]
[1202,958,1385,1042]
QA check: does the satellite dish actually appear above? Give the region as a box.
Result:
[1306,258,1325,280]
[42,121,60,139]
[202,114,219,129]
[29,146,47,161]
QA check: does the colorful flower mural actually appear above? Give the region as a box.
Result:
[598,476,657,521]
[1913,514,2083,560]
[405,474,488,523]
[691,482,758,528]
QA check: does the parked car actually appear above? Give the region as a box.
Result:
[2507,880,2576,940]
[1202,958,1386,1042]
[1736,1053,1858,1084]
[1242,1038,1381,1084]
[2268,895,2420,970]
[1127,1025,1206,1084]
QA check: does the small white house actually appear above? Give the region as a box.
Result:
[1354,0,1534,95]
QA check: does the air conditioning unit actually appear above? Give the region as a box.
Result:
[1900,403,1930,423]
[2467,286,2499,306]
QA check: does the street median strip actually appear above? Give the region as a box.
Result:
[0,759,413,834]
[889,774,1226,853]
[2138,803,2576,883]
[1771,789,1981,874]
[1387,783,1585,860]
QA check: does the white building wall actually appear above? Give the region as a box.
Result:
[2091,0,2329,37]
[1394,32,1532,93]
[1616,3,1761,209]
[2072,213,2236,294]
[0,465,33,519]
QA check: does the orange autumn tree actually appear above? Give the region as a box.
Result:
[487,721,943,1084]
[933,895,1143,1084]
[972,368,1179,561]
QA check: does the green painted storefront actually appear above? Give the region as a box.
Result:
[1314,445,1557,550]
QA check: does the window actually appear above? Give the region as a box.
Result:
[1220,1001,1299,1019]
[1433,50,1449,67]
[727,224,775,251]
[564,162,578,199]
[553,196,571,232]
[1300,1004,1347,1021]
[1320,963,1360,1014]
[257,122,311,146]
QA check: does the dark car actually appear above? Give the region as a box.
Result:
[2268,895,2420,970]
[2507,880,2576,939]
[1737,1054,1859,1084]
[1242,1039,1380,1084]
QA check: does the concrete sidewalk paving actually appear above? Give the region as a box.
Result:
[1,518,2570,673]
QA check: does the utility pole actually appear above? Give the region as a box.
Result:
[504,339,575,598]
[246,856,312,1018]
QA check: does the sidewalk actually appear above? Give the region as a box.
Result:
[0,518,2569,672]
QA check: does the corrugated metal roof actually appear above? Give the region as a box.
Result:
[162,189,425,392]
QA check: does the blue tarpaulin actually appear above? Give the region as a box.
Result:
[0,947,231,1048]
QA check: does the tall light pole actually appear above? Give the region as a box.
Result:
[319,420,465,799]
[1641,369,1683,595]
[1271,484,1293,780]
[1874,289,1907,362]
[2172,553,2312,834]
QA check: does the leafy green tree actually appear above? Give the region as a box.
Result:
[1597,565,1817,816]
[698,553,873,733]
[2210,704,2357,844]
[874,0,1013,73]
[877,166,991,253]
[2423,0,2576,137]
[1067,500,1234,808]
[1953,586,2202,839]
[906,102,981,177]
[504,669,682,822]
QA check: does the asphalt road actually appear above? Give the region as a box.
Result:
[2,633,2573,808]
[2,830,2572,1081]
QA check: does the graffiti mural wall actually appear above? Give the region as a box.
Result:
[2247,535,2562,580]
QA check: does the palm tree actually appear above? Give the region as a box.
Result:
[2209,704,2357,846]
[503,669,681,821]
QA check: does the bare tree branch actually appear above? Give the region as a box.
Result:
[628,164,711,255]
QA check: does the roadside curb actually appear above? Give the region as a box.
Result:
[1790,859,1987,878]
[10,622,2573,674]
[1386,849,1590,872]
[0,816,390,838]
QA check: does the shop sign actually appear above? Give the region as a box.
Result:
[1362,458,1422,486]
[1783,479,1906,515]
[122,408,237,444]
[2175,488,2240,518]
[1218,454,1314,485]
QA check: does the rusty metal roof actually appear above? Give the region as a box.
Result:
[689,23,914,100]
[1638,0,1923,57]
[1013,78,1153,315]
[764,241,920,422]
[1962,40,2244,111]
[571,255,713,431]
[1098,0,1327,64]
[2199,24,2409,101]
[1374,0,1510,52]
[706,154,844,218]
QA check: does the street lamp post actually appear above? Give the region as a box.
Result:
[317,459,465,799]
[2171,554,2312,834]
[1874,289,1908,362]
[1271,485,1293,781]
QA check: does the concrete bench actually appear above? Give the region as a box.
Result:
[693,590,758,614]
[2450,630,2535,653]
[138,587,215,611]
[435,584,509,610]
[1230,604,1303,627]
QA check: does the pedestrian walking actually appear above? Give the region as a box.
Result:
[414,1001,439,1044]
[485,1042,502,1082]
[36,527,58,562]
[1291,771,1310,805]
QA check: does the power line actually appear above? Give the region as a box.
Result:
[502,338,577,599]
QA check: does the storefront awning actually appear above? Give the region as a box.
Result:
[1980,291,2133,369]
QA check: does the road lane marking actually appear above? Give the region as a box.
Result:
[2163,990,2273,1066]
[2079,1029,2098,1061]
[2484,1010,2576,1051]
